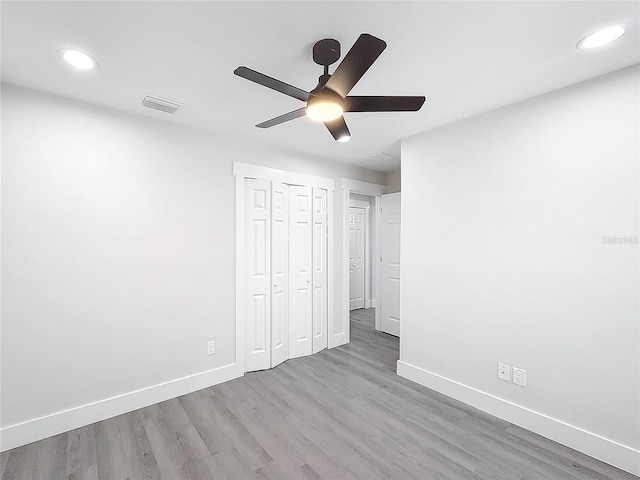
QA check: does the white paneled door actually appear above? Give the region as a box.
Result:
[348,207,366,310]
[380,192,401,337]
[271,182,289,368]
[244,179,271,371]
[312,188,328,353]
[244,178,329,372]
[288,185,313,359]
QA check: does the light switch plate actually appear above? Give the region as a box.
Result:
[498,363,510,381]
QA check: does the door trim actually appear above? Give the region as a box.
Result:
[234,162,334,190]
[234,162,334,372]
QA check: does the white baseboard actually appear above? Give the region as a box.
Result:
[397,361,640,477]
[1,363,243,452]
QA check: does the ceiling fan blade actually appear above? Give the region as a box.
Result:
[256,108,307,128]
[323,116,351,142]
[323,34,387,98]
[234,66,309,102]
[344,96,426,112]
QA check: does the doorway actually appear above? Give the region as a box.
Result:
[340,179,401,348]
[348,199,370,311]
[339,180,383,348]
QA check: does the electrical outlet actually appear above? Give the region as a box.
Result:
[513,367,526,387]
[207,341,216,356]
[497,363,510,381]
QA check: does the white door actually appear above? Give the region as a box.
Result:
[349,207,366,310]
[289,185,313,358]
[271,182,289,367]
[244,179,271,371]
[380,192,401,337]
[312,188,328,353]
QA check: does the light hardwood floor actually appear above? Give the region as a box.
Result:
[2,309,637,479]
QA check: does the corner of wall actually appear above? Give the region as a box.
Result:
[1,363,243,452]
[397,361,640,476]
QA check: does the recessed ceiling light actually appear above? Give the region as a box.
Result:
[577,25,626,49]
[337,135,351,143]
[61,49,98,69]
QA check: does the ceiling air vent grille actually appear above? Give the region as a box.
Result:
[364,151,398,168]
[141,95,181,114]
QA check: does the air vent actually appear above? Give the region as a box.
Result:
[141,95,182,114]
[365,152,397,165]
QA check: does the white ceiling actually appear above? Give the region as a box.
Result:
[2,1,638,172]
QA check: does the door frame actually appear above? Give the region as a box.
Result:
[336,179,389,348]
[234,162,334,373]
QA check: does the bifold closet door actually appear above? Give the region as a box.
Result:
[289,185,313,358]
[244,178,271,372]
[312,188,328,353]
[271,182,289,368]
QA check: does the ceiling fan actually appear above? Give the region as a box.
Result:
[234,34,426,143]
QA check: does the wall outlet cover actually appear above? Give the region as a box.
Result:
[513,367,527,387]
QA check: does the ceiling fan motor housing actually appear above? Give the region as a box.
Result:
[308,86,343,104]
[313,38,341,66]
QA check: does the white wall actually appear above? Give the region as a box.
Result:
[399,65,639,474]
[0,84,385,449]
[385,168,401,193]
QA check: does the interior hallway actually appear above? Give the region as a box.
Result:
[1,309,635,479]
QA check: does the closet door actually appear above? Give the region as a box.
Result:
[271,182,289,367]
[244,178,271,372]
[289,185,313,358]
[312,188,328,353]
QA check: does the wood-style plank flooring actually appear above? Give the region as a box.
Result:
[2,309,637,479]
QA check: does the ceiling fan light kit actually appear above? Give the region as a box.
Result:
[306,92,344,122]
[234,33,426,142]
